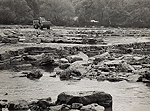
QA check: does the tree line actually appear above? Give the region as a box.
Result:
[0,0,150,27]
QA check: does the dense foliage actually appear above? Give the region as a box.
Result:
[0,0,150,27]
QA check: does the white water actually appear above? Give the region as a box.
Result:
[0,70,150,111]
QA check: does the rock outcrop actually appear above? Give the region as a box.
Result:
[55,91,112,109]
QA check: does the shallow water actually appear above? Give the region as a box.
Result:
[0,70,150,111]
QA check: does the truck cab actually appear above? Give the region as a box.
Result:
[33,17,51,29]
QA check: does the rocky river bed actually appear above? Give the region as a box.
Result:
[0,26,150,111]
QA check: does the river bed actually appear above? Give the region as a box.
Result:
[0,70,150,111]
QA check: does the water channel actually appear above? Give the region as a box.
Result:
[0,70,150,111]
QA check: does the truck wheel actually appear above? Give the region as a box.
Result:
[47,27,50,29]
[40,26,43,30]
[34,25,38,29]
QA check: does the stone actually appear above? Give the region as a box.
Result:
[121,61,135,72]
[59,63,70,69]
[29,97,53,111]
[59,68,82,80]
[24,53,54,66]
[49,104,70,111]
[55,91,112,108]
[80,103,104,111]
[93,52,111,63]
[8,100,29,110]
[27,69,43,79]
[2,37,18,44]
[59,58,69,63]
[13,64,33,71]
[66,52,88,63]
[50,72,57,77]
[71,103,83,109]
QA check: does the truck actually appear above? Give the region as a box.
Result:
[33,17,51,29]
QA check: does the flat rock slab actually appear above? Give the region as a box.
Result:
[55,91,112,108]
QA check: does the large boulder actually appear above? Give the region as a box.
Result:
[55,91,112,109]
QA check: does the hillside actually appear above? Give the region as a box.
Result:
[0,0,150,27]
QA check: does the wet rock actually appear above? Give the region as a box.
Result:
[59,68,82,80]
[27,69,43,79]
[96,76,124,82]
[66,52,88,63]
[8,100,29,110]
[93,52,111,64]
[50,72,57,77]
[24,53,54,66]
[80,103,104,111]
[59,58,69,63]
[29,97,52,111]
[2,37,18,44]
[71,103,83,109]
[121,61,135,72]
[137,71,150,83]
[13,64,33,71]
[59,63,70,69]
[0,100,8,109]
[126,74,141,82]
[55,91,112,108]
[49,104,70,111]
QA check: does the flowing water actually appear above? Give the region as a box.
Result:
[0,70,150,111]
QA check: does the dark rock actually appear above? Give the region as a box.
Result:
[55,91,112,108]
[93,52,111,64]
[59,68,82,80]
[8,100,29,110]
[2,37,18,44]
[137,71,150,83]
[13,64,33,71]
[59,63,70,69]
[29,97,53,111]
[24,53,54,66]
[27,70,43,79]
[67,57,83,63]
[49,72,57,77]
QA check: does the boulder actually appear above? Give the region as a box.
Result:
[66,52,88,63]
[80,103,104,111]
[93,52,111,64]
[24,53,54,66]
[13,64,33,71]
[8,100,29,110]
[55,91,112,108]
[2,37,18,44]
[59,68,82,80]
[59,63,70,69]
[50,72,57,77]
[29,97,53,111]
[137,71,150,83]
[27,69,43,79]
[59,58,69,63]
[49,104,70,111]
